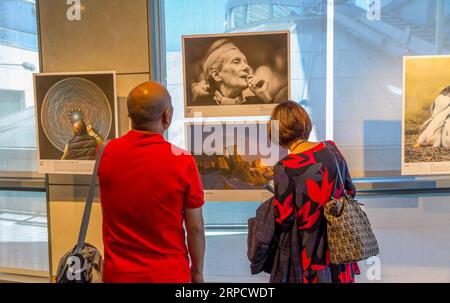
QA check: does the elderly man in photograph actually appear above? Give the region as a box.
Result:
[98,81,205,283]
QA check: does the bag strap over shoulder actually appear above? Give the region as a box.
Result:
[328,144,345,198]
[328,144,357,203]
[75,142,108,253]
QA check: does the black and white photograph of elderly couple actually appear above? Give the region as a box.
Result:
[183,31,290,117]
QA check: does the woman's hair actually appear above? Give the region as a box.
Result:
[269,101,312,146]
[202,39,241,92]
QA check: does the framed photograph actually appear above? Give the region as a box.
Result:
[34,71,118,174]
[185,121,287,201]
[183,31,290,118]
[402,55,450,175]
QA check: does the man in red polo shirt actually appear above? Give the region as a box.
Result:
[98,81,205,283]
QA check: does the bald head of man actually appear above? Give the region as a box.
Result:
[127,81,173,134]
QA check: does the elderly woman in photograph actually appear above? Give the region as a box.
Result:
[191,39,277,106]
[268,101,360,283]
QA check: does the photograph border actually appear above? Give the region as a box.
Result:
[182,30,291,118]
[33,70,118,175]
[184,120,280,202]
[402,55,450,176]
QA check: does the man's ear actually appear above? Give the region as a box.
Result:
[162,106,173,127]
[211,70,222,82]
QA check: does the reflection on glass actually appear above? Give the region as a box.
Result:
[0,190,48,272]
[0,0,40,172]
[230,6,245,28]
[164,0,327,150]
[334,0,450,177]
[273,4,302,18]
[247,4,270,23]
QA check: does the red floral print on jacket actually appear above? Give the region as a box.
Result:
[273,141,360,283]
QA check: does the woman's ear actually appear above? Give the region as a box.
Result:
[211,70,222,82]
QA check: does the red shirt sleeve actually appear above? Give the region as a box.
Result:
[184,156,205,209]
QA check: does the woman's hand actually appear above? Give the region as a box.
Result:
[247,75,273,103]
[192,82,211,101]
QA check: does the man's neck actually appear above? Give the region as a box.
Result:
[132,124,165,136]
[133,129,158,134]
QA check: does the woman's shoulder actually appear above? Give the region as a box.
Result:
[321,140,346,160]
[273,154,295,176]
[275,141,340,168]
[324,140,337,148]
[321,140,340,153]
[274,156,288,170]
[275,151,298,166]
[274,151,311,174]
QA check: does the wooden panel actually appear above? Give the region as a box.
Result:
[49,201,103,276]
[38,0,150,73]
[118,97,131,136]
[116,74,150,97]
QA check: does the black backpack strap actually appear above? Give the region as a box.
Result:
[75,142,108,253]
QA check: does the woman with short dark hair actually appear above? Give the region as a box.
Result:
[269,101,360,283]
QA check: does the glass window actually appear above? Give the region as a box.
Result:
[0,0,40,172]
[203,202,257,225]
[333,0,448,177]
[247,4,270,23]
[0,190,48,274]
[273,4,302,18]
[161,0,327,233]
[157,9,450,282]
[230,6,246,28]
[350,192,450,282]
[354,0,369,10]
[201,192,450,282]
[163,0,327,146]
[0,89,25,118]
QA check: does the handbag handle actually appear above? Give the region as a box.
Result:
[330,148,360,203]
[330,148,347,199]
[75,142,108,253]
